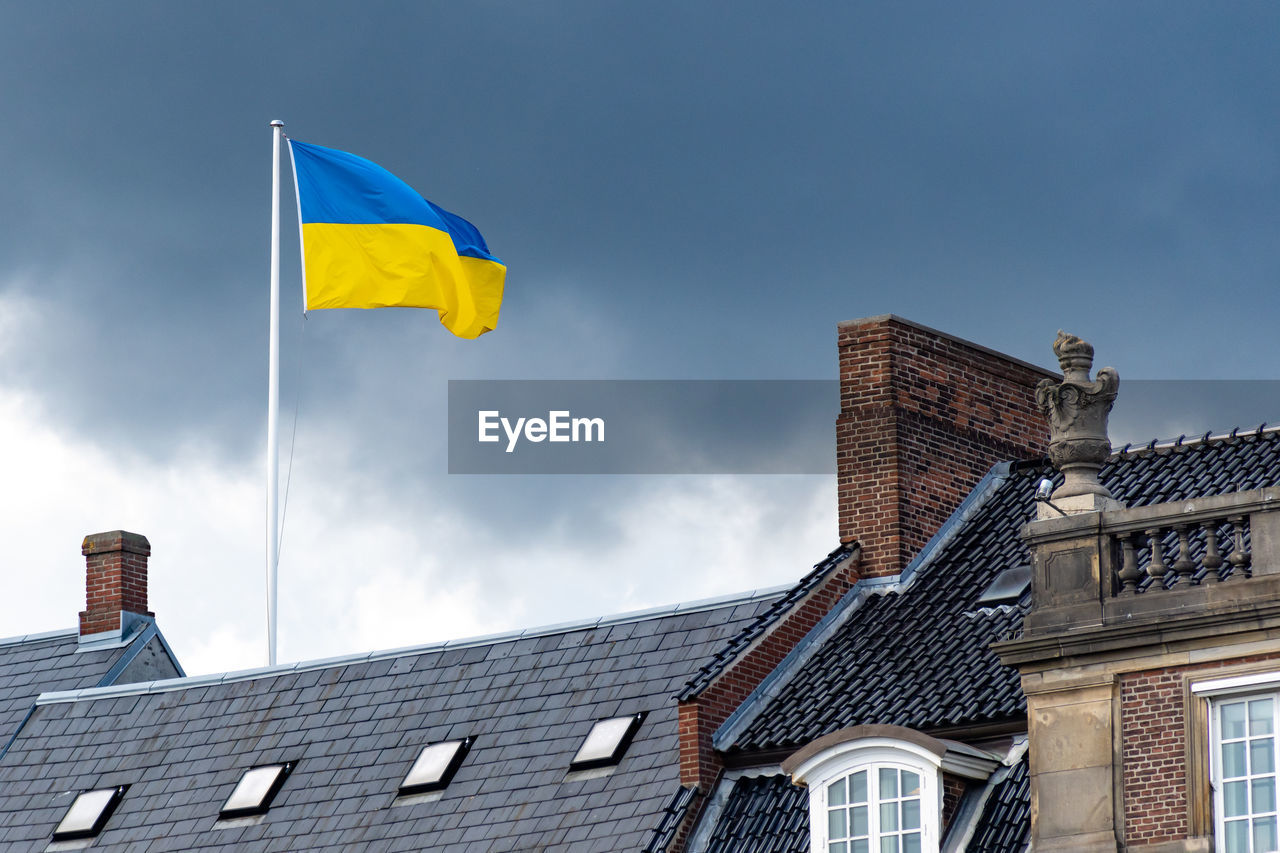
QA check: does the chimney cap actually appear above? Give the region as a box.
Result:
[837,314,1059,380]
[82,530,151,557]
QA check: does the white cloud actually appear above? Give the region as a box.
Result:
[0,330,837,676]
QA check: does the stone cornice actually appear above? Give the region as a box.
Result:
[994,583,1280,669]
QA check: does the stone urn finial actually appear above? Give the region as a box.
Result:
[1036,331,1120,506]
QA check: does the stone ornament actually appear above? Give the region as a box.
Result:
[1036,331,1119,501]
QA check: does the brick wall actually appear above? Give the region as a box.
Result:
[1122,666,1189,846]
[837,316,1052,577]
[942,773,967,835]
[1120,654,1280,847]
[79,530,152,637]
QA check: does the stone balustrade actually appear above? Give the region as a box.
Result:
[1110,513,1250,594]
[1020,486,1280,635]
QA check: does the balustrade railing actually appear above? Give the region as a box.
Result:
[1022,487,1280,633]
[1111,514,1251,595]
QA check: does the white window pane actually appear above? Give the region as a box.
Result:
[403,740,464,790]
[222,765,286,814]
[1252,699,1275,736]
[1255,778,1278,813]
[851,805,868,836]
[1225,702,1249,740]
[1253,816,1278,853]
[817,761,933,853]
[902,798,921,830]
[1226,818,1250,853]
[572,716,635,766]
[829,808,848,839]
[54,789,117,837]
[1226,742,1249,778]
[879,768,897,798]
[1227,780,1250,817]
[850,771,868,804]
[1253,740,1276,775]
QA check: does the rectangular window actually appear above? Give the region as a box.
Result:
[400,738,472,795]
[1213,694,1280,852]
[219,762,295,819]
[569,713,645,771]
[52,785,127,841]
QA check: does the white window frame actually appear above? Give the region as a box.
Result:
[1193,672,1280,853]
[790,738,942,853]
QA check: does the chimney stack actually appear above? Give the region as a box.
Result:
[79,530,153,641]
[837,316,1054,577]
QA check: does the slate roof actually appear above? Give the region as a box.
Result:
[0,629,141,748]
[724,427,1280,754]
[967,757,1030,853]
[678,543,856,700]
[0,594,778,852]
[699,774,807,853]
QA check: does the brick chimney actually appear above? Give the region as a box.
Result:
[79,530,153,640]
[837,316,1054,577]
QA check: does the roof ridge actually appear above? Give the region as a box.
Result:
[676,542,858,700]
[1113,422,1280,456]
[1007,423,1280,469]
[34,585,789,706]
[0,628,76,649]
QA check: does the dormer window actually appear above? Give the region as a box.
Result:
[825,766,925,852]
[784,725,1000,853]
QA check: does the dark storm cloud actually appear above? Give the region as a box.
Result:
[0,1,1277,537]
[1111,382,1280,449]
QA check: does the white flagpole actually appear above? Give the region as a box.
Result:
[266,119,284,667]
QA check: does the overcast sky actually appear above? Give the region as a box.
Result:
[0,2,1276,674]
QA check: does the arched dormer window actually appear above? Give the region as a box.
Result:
[783,725,1000,853]
[821,757,930,852]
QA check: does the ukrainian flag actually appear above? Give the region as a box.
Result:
[288,140,505,339]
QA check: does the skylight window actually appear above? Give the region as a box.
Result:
[219,762,294,819]
[399,737,473,795]
[52,785,127,841]
[570,713,645,771]
[978,565,1032,605]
